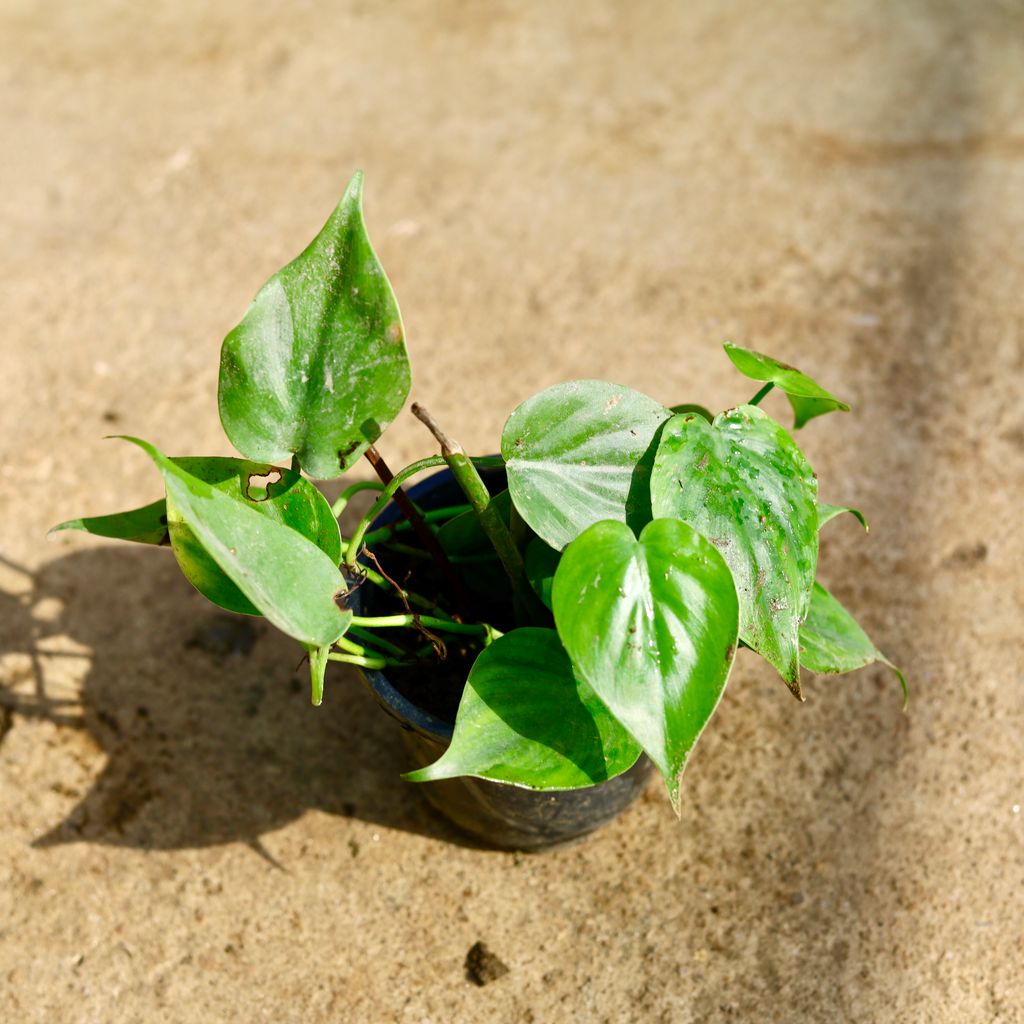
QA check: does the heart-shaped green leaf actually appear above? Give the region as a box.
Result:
[650,406,818,696]
[724,342,849,429]
[818,502,869,532]
[405,628,641,789]
[122,439,351,647]
[800,582,906,706]
[218,172,411,480]
[51,499,169,546]
[552,519,739,810]
[501,380,671,551]
[164,457,341,616]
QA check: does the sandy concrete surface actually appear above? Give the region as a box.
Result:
[2,2,1023,1021]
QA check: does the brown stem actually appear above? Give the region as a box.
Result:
[362,445,472,622]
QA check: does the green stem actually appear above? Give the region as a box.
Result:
[332,480,385,519]
[410,404,546,625]
[748,382,775,407]
[327,651,390,670]
[347,625,406,658]
[350,613,493,636]
[335,635,374,658]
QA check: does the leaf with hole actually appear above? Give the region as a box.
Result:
[800,582,906,706]
[165,456,341,616]
[122,438,351,647]
[650,405,818,696]
[501,380,671,551]
[552,519,738,810]
[724,342,849,428]
[218,171,410,479]
[405,628,641,789]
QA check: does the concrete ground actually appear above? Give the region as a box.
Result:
[2,2,1022,1021]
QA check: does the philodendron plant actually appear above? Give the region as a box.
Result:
[55,172,905,812]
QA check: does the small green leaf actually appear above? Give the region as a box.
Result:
[51,500,169,545]
[818,503,869,532]
[650,406,819,696]
[552,519,739,811]
[165,456,341,616]
[524,536,560,609]
[724,342,849,429]
[405,628,641,789]
[121,438,351,647]
[502,380,671,550]
[218,171,411,480]
[800,582,907,706]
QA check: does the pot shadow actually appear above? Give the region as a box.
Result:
[0,546,481,855]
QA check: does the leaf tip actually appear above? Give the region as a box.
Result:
[345,168,365,201]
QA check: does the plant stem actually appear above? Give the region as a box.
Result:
[350,613,493,636]
[327,651,390,670]
[332,480,385,518]
[748,382,775,407]
[347,625,407,657]
[410,403,546,625]
[362,445,474,620]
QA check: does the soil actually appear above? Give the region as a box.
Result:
[3,2,1024,1022]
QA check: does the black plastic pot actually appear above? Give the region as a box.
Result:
[351,465,652,851]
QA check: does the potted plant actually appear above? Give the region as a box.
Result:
[54,172,905,849]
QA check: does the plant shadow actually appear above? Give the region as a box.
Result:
[0,546,483,854]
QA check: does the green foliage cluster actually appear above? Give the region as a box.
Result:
[55,173,904,811]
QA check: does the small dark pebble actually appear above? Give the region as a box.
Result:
[942,541,988,569]
[465,941,509,987]
[187,614,258,659]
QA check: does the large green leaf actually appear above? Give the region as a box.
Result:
[650,405,818,696]
[51,500,169,546]
[165,457,341,616]
[405,628,641,790]
[724,342,849,429]
[218,171,411,480]
[122,439,351,647]
[501,380,671,551]
[552,519,739,810]
[800,582,907,705]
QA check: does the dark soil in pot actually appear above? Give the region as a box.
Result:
[349,466,653,851]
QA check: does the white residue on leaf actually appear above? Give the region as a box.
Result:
[324,366,334,393]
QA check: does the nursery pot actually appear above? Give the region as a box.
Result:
[352,465,652,851]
